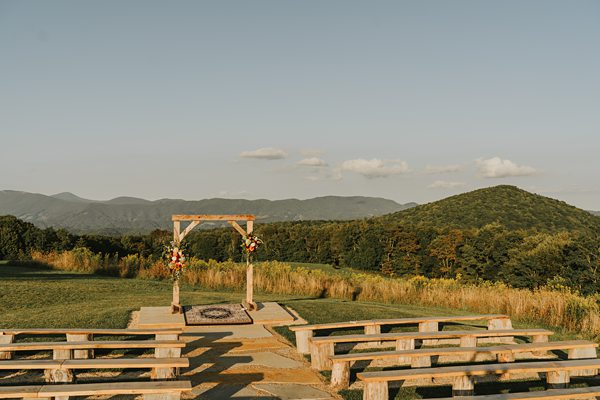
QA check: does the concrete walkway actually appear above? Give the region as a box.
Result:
[182,324,338,400]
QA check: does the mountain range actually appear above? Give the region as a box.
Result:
[0,190,416,234]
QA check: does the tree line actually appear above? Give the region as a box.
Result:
[1,214,599,294]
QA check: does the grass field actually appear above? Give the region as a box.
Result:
[0,262,593,400]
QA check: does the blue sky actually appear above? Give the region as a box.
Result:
[1,1,599,208]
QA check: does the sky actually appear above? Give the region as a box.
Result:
[1,1,599,209]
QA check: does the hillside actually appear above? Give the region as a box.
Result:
[0,190,415,234]
[384,185,600,232]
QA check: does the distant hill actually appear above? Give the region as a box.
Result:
[0,190,415,234]
[590,210,600,217]
[383,185,600,233]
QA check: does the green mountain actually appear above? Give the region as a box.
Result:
[0,190,415,234]
[384,185,600,233]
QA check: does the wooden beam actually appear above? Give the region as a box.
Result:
[173,221,181,244]
[172,214,255,222]
[228,221,248,237]
[247,220,254,235]
[178,221,201,242]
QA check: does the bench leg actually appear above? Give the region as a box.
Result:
[411,355,432,368]
[44,368,74,383]
[419,321,439,346]
[0,333,14,360]
[67,333,93,359]
[363,381,388,400]
[488,318,513,343]
[143,393,181,400]
[460,336,477,348]
[311,342,334,370]
[497,351,515,363]
[364,325,381,347]
[453,376,475,396]
[295,330,313,355]
[547,370,570,389]
[154,333,181,378]
[568,347,598,376]
[395,339,415,364]
[532,335,549,357]
[331,361,351,389]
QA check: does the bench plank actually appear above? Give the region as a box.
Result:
[39,381,192,397]
[1,328,182,335]
[357,358,600,382]
[332,340,596,362]
[312,329,552,344]
[0,357,189,370]
[0,385,42,399]
[0,340,185,351]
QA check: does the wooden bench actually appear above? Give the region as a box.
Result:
[0,340,186,360]
[0,380,192,400]
[0,357,189,382]
[435,385,600,400]
[290,314,512,354]
[0,328,183,360]
[329,340,597,389]
[310,328,553,370]
[357,359,600,400]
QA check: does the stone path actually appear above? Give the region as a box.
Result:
[181,325,338,400]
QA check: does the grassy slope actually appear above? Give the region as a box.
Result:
[383,185,600,232]
[1,263,594,400]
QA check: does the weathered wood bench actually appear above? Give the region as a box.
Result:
[329,340,597,389]
[0,328,182,360]
[0,380,192,400]
[435,385,600,400]
[310,328,553,370]
[290,314,512,354]
[357,359,600,400]
[0,357,189,382]
[0,339,186,360]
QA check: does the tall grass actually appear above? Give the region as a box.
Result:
[30,249,600,338]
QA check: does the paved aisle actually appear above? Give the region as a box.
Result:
[182,324,337,400]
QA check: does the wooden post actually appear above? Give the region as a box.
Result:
[532,334,549,357]
[363,381,388,400]
[171,220,182,314]
[460,336,477,348]
[568,346,597,376]
[497,351,515,363]
[364,324,381,346]
[0,333,14,360]
[411,355,432,368]
[144,394,181,400]
[395,338,415,364]
[153,333,181,379]
[67,334,93,359]
[452,376,475,396]
[546,370,570,389]
[331,361,351,389]
[310,341,334,370]
[44,368,74,383]
[488,318,514,343]
[244,220,257,310]
[419,321,439,346]
[295,330,314,355]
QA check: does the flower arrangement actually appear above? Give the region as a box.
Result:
[241,234,263,262]
[164,241,186,280]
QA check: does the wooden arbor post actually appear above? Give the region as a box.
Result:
[171,214,257,314]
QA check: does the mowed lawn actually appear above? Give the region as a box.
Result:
[1,262,590,400]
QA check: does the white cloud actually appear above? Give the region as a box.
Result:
[425,164,464,174]
[297,157,328,167]
[476,157,537,178]
[340,158,409,178]
[428,180,467,189]
[240,147,288,160]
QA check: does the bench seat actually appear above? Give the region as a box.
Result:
[290,315,511,354]
[435,385,600,400]
[0,380,192,400]
[329,340,597,388]
[310,329,553,370]
[0,340,185,352]
[357,359,600,400]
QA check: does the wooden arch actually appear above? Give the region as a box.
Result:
[171,214,257,314]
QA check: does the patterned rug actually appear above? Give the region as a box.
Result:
[183,304,253,325]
